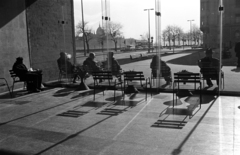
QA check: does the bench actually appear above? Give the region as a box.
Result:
[173,72,202,109]
[92,71,123,102]
[130,54,141,60]
[123,71,151,100]
[141,53,149,59]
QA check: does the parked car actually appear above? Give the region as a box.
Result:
[128,45,136,51]
[120,47,127,51]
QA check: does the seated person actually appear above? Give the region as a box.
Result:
[57,52,78,83]
[83,52,102,74]
[12,57,42,92]
[150,55,172,85]
[198,48,221,87]
[107,52,122,75]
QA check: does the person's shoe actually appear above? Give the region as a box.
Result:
[32,89,41,92]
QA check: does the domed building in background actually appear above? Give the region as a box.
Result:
[96,24,105,36]
[75,23,128,51]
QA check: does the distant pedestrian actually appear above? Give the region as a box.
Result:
[234,41,240,68]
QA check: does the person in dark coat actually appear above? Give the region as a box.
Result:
[150,55,172,85]
[83,53,102,74]
[198,48,221,87]
[234,41,240,68]
[57,52,78,83]
[12,57,42,92]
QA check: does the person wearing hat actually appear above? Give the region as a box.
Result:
[83,52,102,74]
[198,48,221,87]
[12,57,42,92]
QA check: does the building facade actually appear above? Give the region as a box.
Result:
[200,0,240,48]
[75,24,136,51]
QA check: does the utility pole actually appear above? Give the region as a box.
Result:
[144,8,154,53]
[187,19,194,47]
[81,0,86,56]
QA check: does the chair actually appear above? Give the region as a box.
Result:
[0,78,12,97]
[123,71,151,101]
[58,67,79,83]
[173,72,202,108]
[200,68,224,89]
[9,70,27,94]
[92,71,123,102]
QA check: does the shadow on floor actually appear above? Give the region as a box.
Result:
[53,88,75,97]
[0,149,27,155]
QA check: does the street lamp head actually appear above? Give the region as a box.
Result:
[144,8,154,11]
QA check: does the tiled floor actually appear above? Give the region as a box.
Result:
[0,88,240,155]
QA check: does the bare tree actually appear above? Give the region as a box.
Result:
[186,32,191,45]
[162,30,168,46]
[163,25,183,53]
[192,24,203,45]
[107,22,123,51]
[163,27,172,48]
[75,21,94,54]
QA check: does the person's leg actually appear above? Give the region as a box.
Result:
[37,73,42,89]
[26,73,39,91]
[73,74,77,83]
[206,78,213,86]
[164,76,172,85]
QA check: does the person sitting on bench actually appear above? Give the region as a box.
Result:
[83,53,103,74]
[198,48,221,87]
[150,55,172,85]
[57,52,78,83]
[12,57,42,92]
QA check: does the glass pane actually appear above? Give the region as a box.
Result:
[73,0,240,95]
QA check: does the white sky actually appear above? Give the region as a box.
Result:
[73,0,200,39]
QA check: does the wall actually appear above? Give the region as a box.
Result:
[26,0,75,82]
[0,0,30,93]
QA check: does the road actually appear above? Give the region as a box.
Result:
[76,47,192,64]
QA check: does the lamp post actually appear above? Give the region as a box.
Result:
[187,19,194,47]
[81,0,86,56]
[144,8,154,53]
